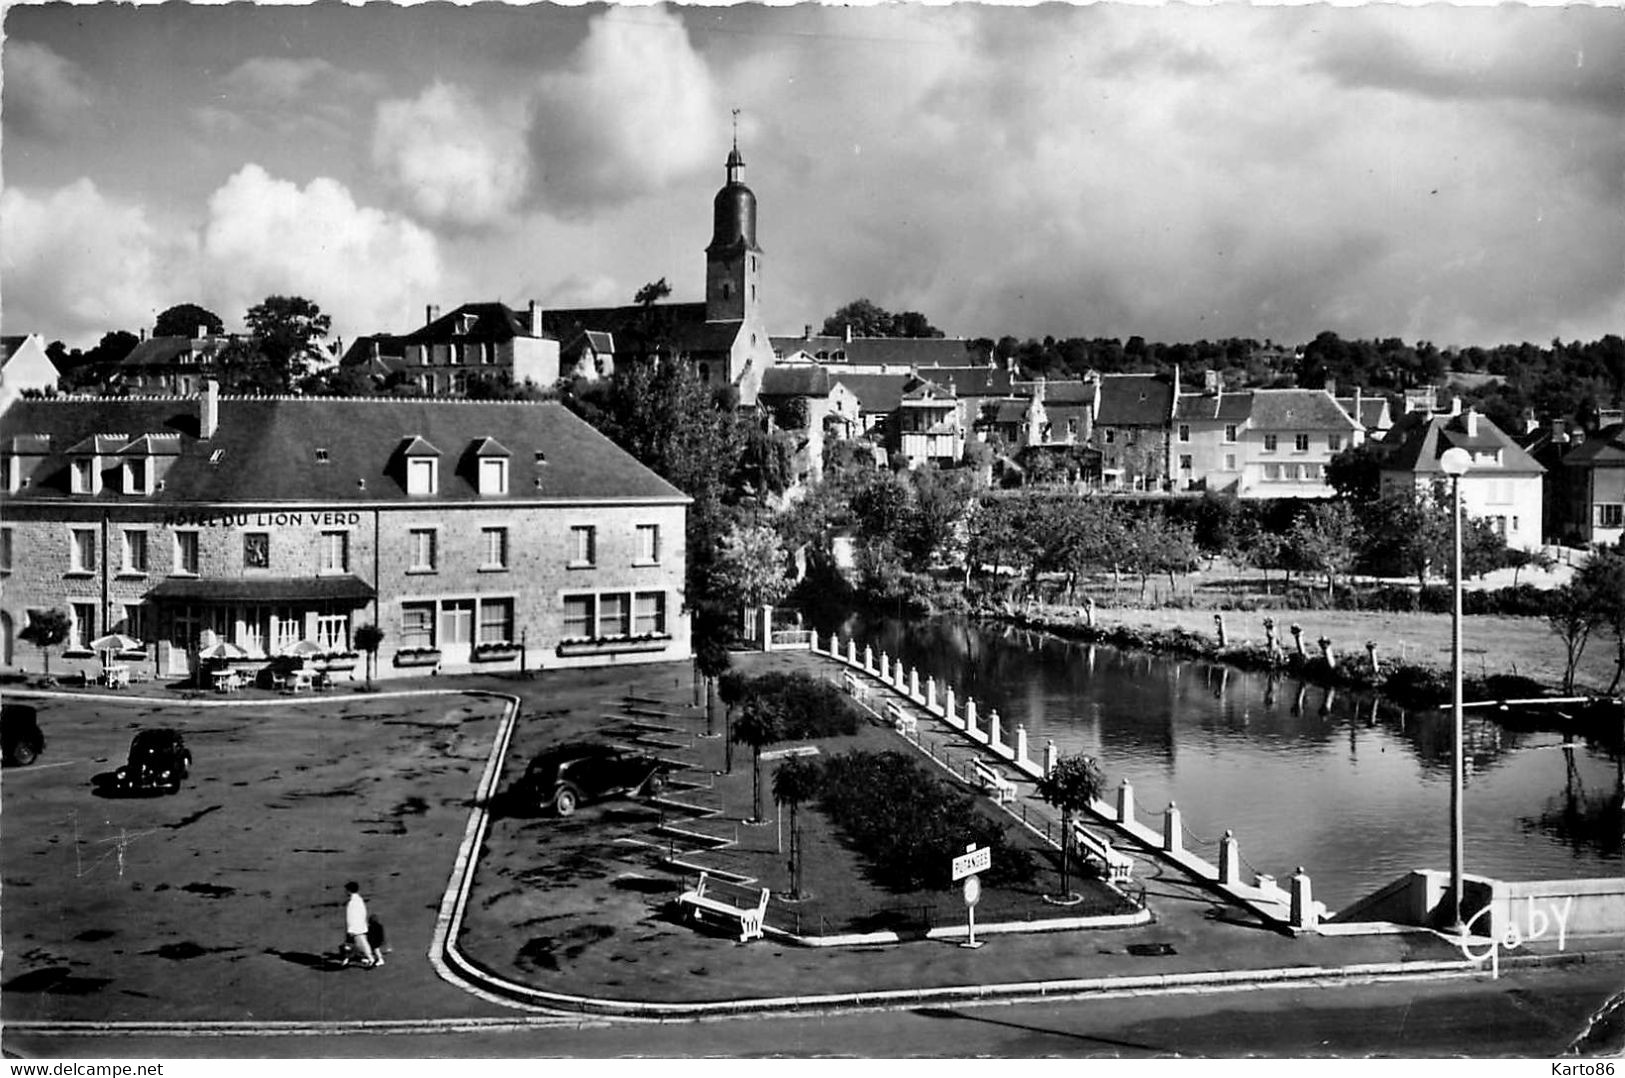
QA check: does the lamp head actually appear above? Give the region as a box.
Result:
[1439,447,1471,477]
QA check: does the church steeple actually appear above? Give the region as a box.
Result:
[706,112,761,322]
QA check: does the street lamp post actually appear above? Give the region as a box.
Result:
[1439,446,1472,934]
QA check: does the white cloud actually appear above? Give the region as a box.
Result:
[0,180,196,344]
[200,165,445,336]
[527,5,722,213]
[4,40,96,141]
[372,82,530,230]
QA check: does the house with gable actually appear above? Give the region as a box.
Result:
[1090,372,1175,491]
[1553,423,1625,547]
[1,334,60,409]
[1378,406,1545,551]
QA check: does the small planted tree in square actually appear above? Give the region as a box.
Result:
[1034,754,1106,902]
[733,696,786,823]
[20,608,72,680]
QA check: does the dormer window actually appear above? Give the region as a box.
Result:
[479,458,509,495]
[315,448,330,464]
[71,458,99,494]
[123,457,151,495]
[458,313,477,335]
[401,436,441,495]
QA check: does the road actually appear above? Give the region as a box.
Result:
[7,962,1621,1058]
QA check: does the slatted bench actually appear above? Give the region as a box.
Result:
[1073,823,1135,883]
[675,871,770,942]
[884,701,917,737]
[972,759,1017,804]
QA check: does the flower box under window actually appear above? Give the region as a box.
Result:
[315,651,360,672]
[472,642,521,662]
[393,648,442,668]
[555,633,671,658]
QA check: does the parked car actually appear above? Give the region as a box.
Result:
[514,742,673,816]
[92,729,193,796]
[2,703,45,766]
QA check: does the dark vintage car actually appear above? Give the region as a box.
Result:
[514,742,673,816]
[92,729,193,796]
[2,703,45,766]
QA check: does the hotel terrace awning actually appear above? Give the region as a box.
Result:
[146,576,376,605]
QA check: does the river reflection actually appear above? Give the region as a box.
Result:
[836,613,1624,910]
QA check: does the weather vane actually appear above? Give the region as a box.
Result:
[732,108,740,150]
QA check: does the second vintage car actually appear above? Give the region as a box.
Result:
[512,741,674,816]
[92,728,193,796]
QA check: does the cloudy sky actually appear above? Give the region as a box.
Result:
[3,2,1621,352]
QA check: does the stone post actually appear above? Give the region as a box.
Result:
[1116,779,1135,825]
[988,709,1002,751]
[965,699,980,737]
[1044,739,1058,777]
[1219,830,1240,886]
[926,677,938,713]
[909,667,920,701]
[944,687,958,726]
[1214,613,1228,647]
[1163,802,1183,854]
[1365,640,1380,677]
[895,659,906,690]
[1290,623,1306,657]
[1016,725,1029,765]
[760,605,773,652]
[1290,867,1318,931]
[863,645,874,673]
[847,639,858,667]
[1319,636,1336,669]
[1264,617,1282,663]
[1084,597,1096,628]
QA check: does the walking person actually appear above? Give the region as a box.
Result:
[343,881,378,968]
[366,913,388,967]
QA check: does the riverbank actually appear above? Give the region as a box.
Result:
[993,601,1620,714]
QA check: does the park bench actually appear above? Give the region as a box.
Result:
[1072,823,1135,883]
[675,871,770,942]
[972,759,1017,804]
[884,701,917,737]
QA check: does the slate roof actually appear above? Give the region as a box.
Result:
[918,366,1012,397]
[2,336,30,361]
[1174,391,1254,422]
[1336,395,1391,430]
[769,335,990,368]
[1094,373,1173,427]
[118,335,237,369]
[1559,423,1625,467]
[1247,389,1361,431]
[1379,410,1545,476]
[759,365,833,398]
[830,373,910,413]
[0,397,688,504]
[1014,379,1093,404]
[404,302,542,344]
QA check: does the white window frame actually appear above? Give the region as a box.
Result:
[174,530,200,575]
[408,528,437,573]
[71,458,98,495]
[1178,424,1190,443]
[320,530,350,574]
[400,602,436,649]
[481,527,509,571]
[634,524,661,565]
[122,529,149,574]
[562,594,594,639]
[478,598,514,645]
[1223,424,1238,444]
[123,457,151,495]
[1294,433,1311,453]
[634,591,667,636]
[1263,434,1279,454]
[597,592,630,638]
[407,457,438,495]
[569,525,596,568]
[70,528,97,574]
[478,457,509,496]
[0,526,11,573]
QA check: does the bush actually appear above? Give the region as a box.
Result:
[731,671,862,739]
[817,749,1036,891]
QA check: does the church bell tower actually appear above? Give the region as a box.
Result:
[705,121,761,324]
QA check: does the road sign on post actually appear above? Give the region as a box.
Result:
[953,843,989,949]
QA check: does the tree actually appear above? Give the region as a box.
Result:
[353,624,385,690]
[1546,582,1600,694]
[771,756,824,899]
[718,669,750,773]
[154,303,224,339]
[1288,502,1363,598]
[1577,547,1625,694]
[633,278,671,307]
[712,522,794,622]
[243,295,332,392]
[1033,754,1106,901]
[820,299,941,339]
[20,609,72,679]
[733,696,787,822]
[1325,442,1386,502]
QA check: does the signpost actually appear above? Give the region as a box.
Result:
[953,844,990,949]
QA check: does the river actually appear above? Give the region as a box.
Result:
[834,613,1623,910]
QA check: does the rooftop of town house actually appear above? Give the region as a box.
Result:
[1013,378,1093,404]
[1379,408,1546,476]
[1246,388,1363,431]
[1558,422,1625,467]
[758,364,834,398]
[1174,389,1255,423]
[0,395,689,504]
[404,302,549,344]
[829,372,911,412]
[769,334,991,369]
[1093,372,1174,428]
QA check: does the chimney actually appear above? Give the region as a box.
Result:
[1465,408,1480,437]
[425,304,440,326]
[1324,377,1337,397]
[803,324,812,340]
[844,323,853,344]
[1552,417,1568,443]
[528,300,543,338]
[1449,395,1462,416]
[1353,386,1363,423]
[201,379,219,440]
[197,324,208,340]
[1203,370,1219,395]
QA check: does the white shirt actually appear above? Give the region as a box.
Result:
[346,892,368,935]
